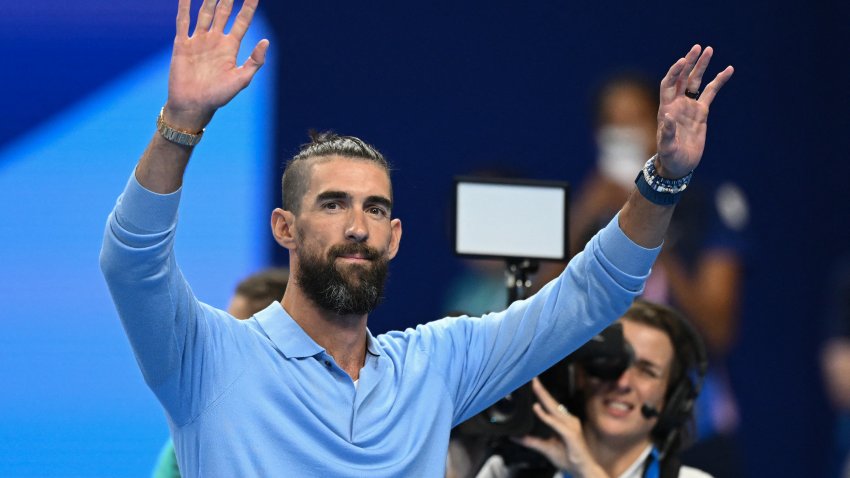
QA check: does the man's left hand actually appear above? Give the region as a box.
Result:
[655,45,734,179]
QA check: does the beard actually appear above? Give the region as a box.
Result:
[296,240,389,316]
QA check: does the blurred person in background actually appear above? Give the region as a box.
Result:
[152,267,289,478]
[820,256,850,478]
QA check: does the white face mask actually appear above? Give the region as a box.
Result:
[596,126,649,188]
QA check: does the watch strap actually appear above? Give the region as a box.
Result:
[156,107,204,147]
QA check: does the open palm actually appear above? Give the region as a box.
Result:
[655,45,734,179]
[165,0,269,130]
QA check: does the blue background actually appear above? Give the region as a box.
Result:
[0,0,848,476]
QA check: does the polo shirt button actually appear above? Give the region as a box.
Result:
[324,360,331,367]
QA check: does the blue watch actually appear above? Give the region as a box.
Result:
[634,155,693,206]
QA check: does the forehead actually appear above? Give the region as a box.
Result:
[601,85,655,124]
[621,319,674,370]
[305,155,392,199]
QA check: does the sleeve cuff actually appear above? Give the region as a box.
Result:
[597,212,661,278]
[114,170,182,233]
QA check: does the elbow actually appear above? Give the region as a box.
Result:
[99,238,123,282]
[99,241,114,278]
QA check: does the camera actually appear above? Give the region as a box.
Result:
[455,322,633,439]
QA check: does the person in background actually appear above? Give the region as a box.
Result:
[224,268,290,320]
[820,256,850,478]
[152,268,289,478]
[477,301,711,478]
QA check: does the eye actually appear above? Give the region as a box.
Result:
[636,365,661,379]
[367,206,389,217]
[321,201,343,211]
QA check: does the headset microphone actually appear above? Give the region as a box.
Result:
[641,403,660,419]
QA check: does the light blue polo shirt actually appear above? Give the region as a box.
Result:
[101,173,658,477]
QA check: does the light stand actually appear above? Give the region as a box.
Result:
[505,258,539,304]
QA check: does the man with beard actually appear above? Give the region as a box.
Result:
[99,0,732,476]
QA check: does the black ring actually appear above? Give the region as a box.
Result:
[685,89,701,100]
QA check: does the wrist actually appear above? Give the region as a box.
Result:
[162,103,213,133]
[157,106,207,147]
[653,154,687,180]
[634,154,692,206]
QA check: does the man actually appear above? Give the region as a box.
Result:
[151,267,289,478]
[99,0,732,476]
[476,301,711,478]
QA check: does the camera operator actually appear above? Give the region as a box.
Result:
[476,300,710,478]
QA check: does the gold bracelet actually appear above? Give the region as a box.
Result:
[156,107,205,146]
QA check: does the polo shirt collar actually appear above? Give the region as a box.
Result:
[365,330,382,357]
[254,302,383,359]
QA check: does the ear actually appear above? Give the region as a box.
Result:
[271,208,297,250]
[386,218,402,260]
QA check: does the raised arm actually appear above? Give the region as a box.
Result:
[137,0,268,194]
[619,45,733,247]
[100,0,268,422]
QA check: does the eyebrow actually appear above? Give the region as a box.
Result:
[316,191,349,203]
[366,195,393,211]
[315,191,393,211]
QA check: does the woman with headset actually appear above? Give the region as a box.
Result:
[476,300,711,478]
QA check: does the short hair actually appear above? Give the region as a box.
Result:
[591,72,660,127]
[620,300,706,455]
[281,131,391,214]
[234,267,289,315]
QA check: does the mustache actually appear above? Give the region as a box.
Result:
[328,243,381,261]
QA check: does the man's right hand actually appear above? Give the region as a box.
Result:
[135,0,268,194]
[165,0,269,132]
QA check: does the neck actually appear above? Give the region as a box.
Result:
[584,427,653,478]
[281,285,369,380]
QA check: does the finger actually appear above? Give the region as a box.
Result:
[532,403,572,439]
[238,39,269,84]
[677,45,702,96]
[176,0,191,38]
[531,378,561,415]
[230,0,259,42]
[660,58,686,104]
[211,0,234,33]
[698,65,734,106]
[194,0,218,35]
[687,46,714,94]
[532,402,558,428]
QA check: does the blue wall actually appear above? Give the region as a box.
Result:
[0,2,274,476]
[1,0,847,476]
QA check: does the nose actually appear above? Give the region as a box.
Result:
[613,367,634,392]
[345,209,369,243]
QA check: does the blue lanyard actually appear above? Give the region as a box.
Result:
[642,447,660,478]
